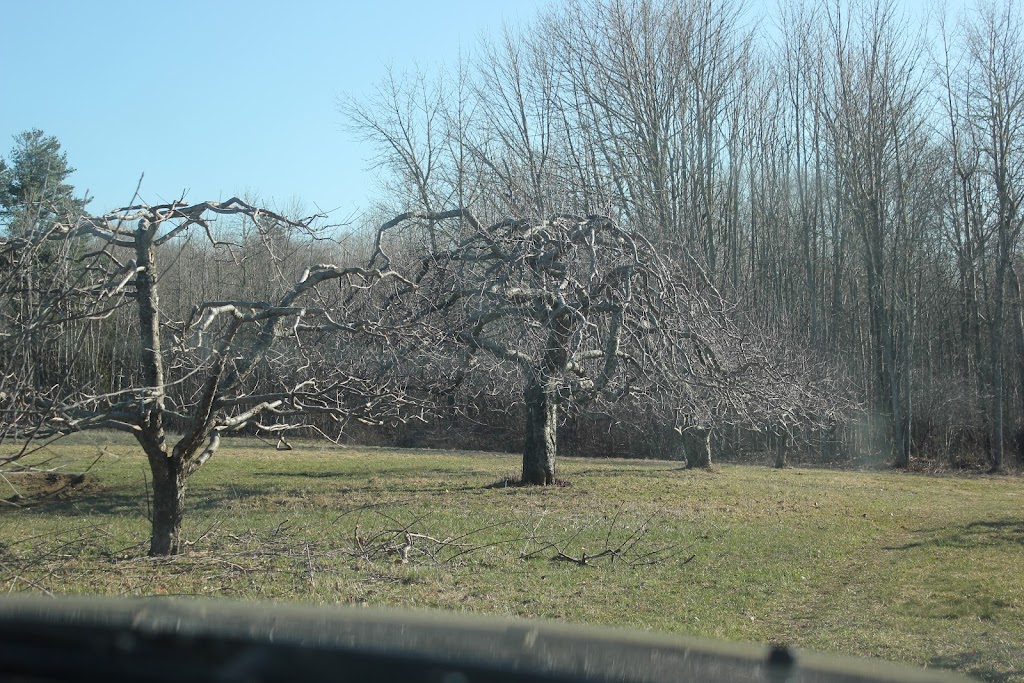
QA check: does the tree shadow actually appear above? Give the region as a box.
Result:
[929,651,1017,683]
[570,466,686,477]
[10,482,293,516]
[252,470,359,479]
[481,475,572,489]
[10,486,146,517]
[251,467,472,479]
[884,519,1024,551]
[185,485,298,511]
[11,475,480,520]
[249,470,488,495]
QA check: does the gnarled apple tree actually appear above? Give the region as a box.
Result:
[1,198,414,555]
[373,209,801,484]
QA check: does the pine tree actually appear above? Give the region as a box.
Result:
[0,129,89,236]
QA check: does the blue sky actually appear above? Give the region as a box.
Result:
[1,0,951,222]
[0,0,546,221]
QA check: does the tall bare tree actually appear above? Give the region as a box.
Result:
[938,0,1024,470]
[965,0,1024,470]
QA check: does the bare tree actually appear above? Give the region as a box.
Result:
[0,207,91,460]
[1,198,415,555]
[371,208,838,482]
[962,0,1024,471]
[936,0,1024,470]
[811,0,932,467]
[338,0,852,469]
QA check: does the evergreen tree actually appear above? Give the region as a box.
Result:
[0,129,89,236]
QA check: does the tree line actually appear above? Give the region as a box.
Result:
[344,0,1024,470]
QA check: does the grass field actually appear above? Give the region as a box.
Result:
[1,433,1022,682]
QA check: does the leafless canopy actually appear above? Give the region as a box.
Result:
[3,199,414,446]
[371,208,837,481]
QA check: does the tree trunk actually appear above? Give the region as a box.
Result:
[887,326,909,469]
[685,428,713,469]
[989,224,1010,472]
[1011,266,1024,463]
[774,428,789,469]
[521,314,572,486]
[990,262,1006,472]
[148,453,186,556]
[522,377,556,485]
[134,221,180,554]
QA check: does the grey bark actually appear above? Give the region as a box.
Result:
[148,454,186,556]
[684,428,713,469]
[774,427,789,469]
[132,220,179,556]
[522,376,556,485]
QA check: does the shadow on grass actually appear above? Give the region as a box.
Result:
[13,483,291,517]
[188,485,305,511]
[252,470,364,479]
[482,475,572,489]
[570,466,686,477]
[929,651,1016,683]
[251,466,474,479]
[250,470,487,495]
[885,519,1024,551]
[13,487,145,517]
[11,477,475,519]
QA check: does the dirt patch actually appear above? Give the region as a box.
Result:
[1,471,102,508]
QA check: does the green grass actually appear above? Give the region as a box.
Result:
[2,433,1022,681]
